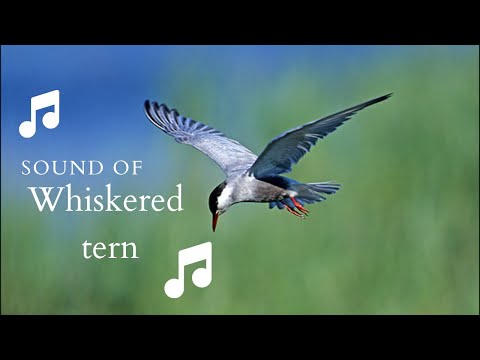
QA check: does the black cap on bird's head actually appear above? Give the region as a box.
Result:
[209,182,226,232]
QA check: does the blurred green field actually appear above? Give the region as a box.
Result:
[1,46,478,314]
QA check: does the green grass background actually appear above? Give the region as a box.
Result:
[1,46,478,314]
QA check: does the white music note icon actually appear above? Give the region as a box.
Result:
[164,242,212,299]
[19,90,60,138]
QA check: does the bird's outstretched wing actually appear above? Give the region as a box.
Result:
[144,101,258,175]
[248,94,392,179]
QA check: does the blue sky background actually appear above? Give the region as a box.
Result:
[2,45,472,190]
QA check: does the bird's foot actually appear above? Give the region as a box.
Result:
[290,196,309,215]
[284,204,305,219]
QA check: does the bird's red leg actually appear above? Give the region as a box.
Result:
[290,196,309,215]
[284,204,305,219]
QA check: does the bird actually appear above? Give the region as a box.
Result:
[144,94,392,232]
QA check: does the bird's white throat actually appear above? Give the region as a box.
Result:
[217,183,235,210]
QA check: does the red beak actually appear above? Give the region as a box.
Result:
[212,212,219,232]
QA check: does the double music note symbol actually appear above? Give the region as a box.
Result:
[164,242,212,299]
[19,90,60,138]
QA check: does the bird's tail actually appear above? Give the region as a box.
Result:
[268,181,341,210]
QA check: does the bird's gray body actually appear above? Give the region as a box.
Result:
[217,173,297,210]
[144,93,391,220]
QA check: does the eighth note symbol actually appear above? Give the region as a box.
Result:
[165,242,212,299]
[19,90,60,138]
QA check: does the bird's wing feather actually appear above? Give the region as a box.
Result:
[144,101,257,175]
[248,94,392,178]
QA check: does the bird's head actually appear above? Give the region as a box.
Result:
[209,181,230,232]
